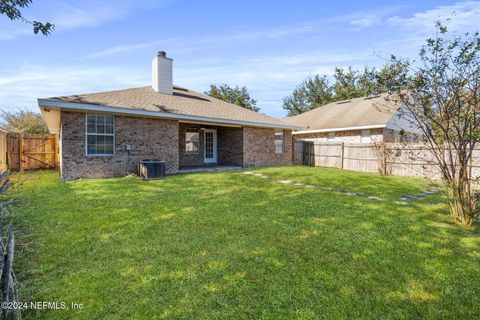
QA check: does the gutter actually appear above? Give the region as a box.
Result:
[38,99,303,131]
[293,124,386,135]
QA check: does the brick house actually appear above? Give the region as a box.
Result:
[283,94,421,143]
[38,52,300,181]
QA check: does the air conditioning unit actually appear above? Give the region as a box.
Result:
[139,160,166,180]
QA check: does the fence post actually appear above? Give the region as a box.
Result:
[6,135,11,170]
[51,134,57,169]
[18,134,23,172]
[381,142,387,175]
[339,142,344,169]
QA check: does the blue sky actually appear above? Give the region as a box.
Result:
[0,0,479,117]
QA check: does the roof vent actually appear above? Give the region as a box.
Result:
[364,94,381,100]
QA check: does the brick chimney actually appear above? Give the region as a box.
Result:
[152,51,173,94]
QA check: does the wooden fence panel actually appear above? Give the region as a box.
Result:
[293,140,480,179]
[6,135,20,171]
[7,133,57,171]
[313,143,342,168]
[343,143,380,173]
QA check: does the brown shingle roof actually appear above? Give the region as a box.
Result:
[283,93,401,131]
[40,86,296,129]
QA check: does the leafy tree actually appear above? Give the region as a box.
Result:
[205,84,259,112]
[0,0,54,35]
[282,75,333,116]
[282,64,410,116]
[388,21,480,227]
[0,109,48,133]
[375,58,410,93]
[333,67,364,100]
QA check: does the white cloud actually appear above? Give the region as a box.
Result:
[387,1,480,32]
[85,20,341,59]
[350,16,382,28]
[0,64,147,110]
[349,5,407,28]
[0,0,171,40]
[86,5,408,59]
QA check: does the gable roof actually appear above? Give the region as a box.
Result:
[283,93,402,133]
[38,86,300,130]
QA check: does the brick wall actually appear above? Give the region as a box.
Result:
[60,111,179,180]
[243,127,292,167]
[217,126,243,166]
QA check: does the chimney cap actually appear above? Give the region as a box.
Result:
[157,51,167,58]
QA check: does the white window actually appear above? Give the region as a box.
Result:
[327,132,335,141]
[185,128,199,154]
[361,129,371,143]
[275,130,284,154]
[86,114,114,156]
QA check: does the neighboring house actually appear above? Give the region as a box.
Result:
[38,51,300,181]
[283,94,421,143]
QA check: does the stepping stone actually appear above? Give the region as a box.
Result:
[253,173,264,177]
[401,195,419,200]
[242,172,253,175]
[367,196,382,200]
[261,175,270,179]
[396,201,409,206]
[344,192,356,196]
[294,182,304,186]
[279,180,294,184]
[305,185,316,189]
[424,190,436,194]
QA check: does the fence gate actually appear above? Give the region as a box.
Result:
[7,133,58,171]
[303,141,315,166]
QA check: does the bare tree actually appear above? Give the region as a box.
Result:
[0,109,48,134]
[389,21,480,227]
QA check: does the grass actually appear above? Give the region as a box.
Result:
[5,166,480,319]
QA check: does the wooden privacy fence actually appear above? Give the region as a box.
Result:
[294,141,480,179]
[7,133,58,171]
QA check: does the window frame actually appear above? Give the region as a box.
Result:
[327,132,335,141]
[185,128,200,154]
[275,130,285,154]
[361,129,371,143]
[85,114,115,156]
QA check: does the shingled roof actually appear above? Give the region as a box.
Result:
[283,93,402,132]
[38,85,299,129]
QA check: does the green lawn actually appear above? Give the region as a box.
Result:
[6,166,480,319]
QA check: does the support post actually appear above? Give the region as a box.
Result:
[18,134,23,172]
